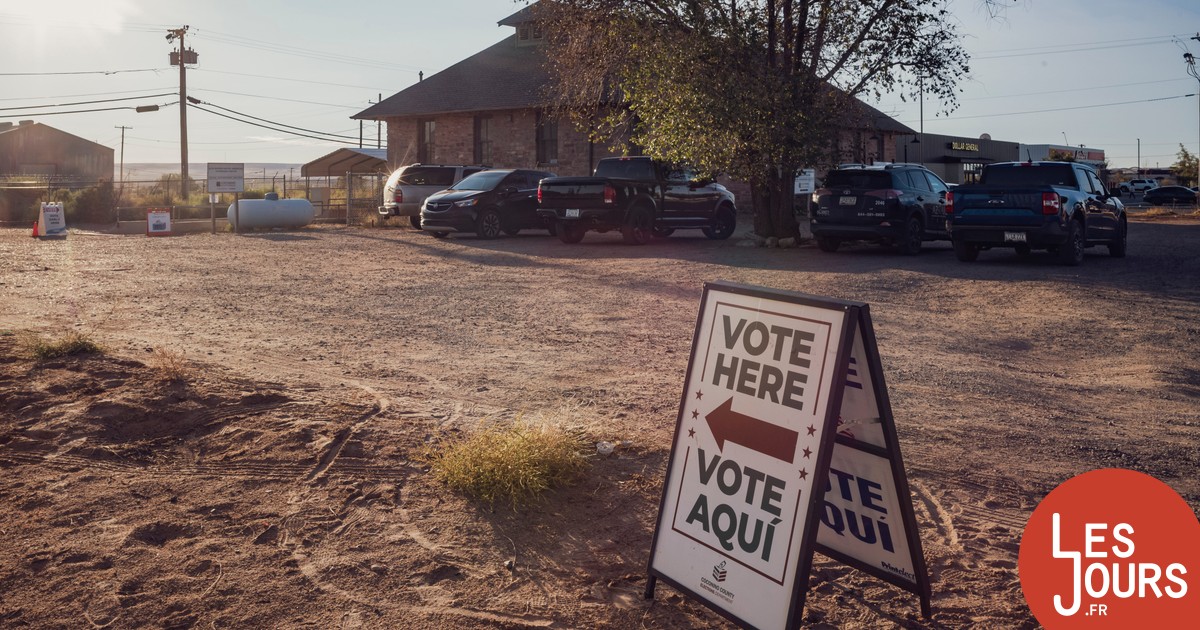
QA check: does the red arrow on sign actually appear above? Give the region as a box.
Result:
[705,397,799,464]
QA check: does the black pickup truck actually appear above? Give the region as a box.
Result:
[536,157,737,244]
[947,161,1127,265]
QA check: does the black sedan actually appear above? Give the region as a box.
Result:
[420,169,556,238]
[1142,186,1198,207]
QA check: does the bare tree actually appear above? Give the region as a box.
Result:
[538,0,970,238]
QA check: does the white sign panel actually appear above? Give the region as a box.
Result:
[38,202,67,237]
[649,283,849,630]
[207,162,244,193]
[146,208,172,237]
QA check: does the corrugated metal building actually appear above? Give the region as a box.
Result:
[0,120,115,181]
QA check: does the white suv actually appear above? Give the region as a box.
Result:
[379,164,487,229]
[1119,178,1158,194]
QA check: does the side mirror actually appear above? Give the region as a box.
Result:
[502,186,518,196]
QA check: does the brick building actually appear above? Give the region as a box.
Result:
[354,4,912,180]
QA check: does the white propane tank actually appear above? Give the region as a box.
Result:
[227,194,315,230]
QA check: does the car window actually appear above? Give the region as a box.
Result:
[824,170,893,189]
[462,167,485,179]
[979,164,1078,187]
[1085,171,1106,195]
[923,171,949,194]
[398,166,456,187]
[451,170,508,191]
[665,165,696,182]
[594,159,656,180]
[906,170,932,192]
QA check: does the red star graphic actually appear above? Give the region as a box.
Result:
[688,427,696,438]
[695,390,704,400]
[806,424,816,436]
[802,447,812,459]
[798,468,808,480]
[691,409,699,419]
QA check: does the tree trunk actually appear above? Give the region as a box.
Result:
[752,170,799,239]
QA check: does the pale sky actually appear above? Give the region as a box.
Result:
[1,0,1198,171]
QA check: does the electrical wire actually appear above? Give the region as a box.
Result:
[187,98,361,140]
[187,104,356,144]
[0,93,177,111]
[191,29,422,73]
[189,88,361,109]
[907,93,1196,123]
[0,87,177,102]
[192,68,390,91]
[0,101,178,119]
[0,68,168,76]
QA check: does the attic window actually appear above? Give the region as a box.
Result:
[532,23,543,39]
[518,24,530,40]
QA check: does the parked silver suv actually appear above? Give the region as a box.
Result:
[1119,178,1158,194]
[379,164,487,228]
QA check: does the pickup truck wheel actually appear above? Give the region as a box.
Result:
[546,222,558,236]
[703,207,736,240]
[429,231,448,239]
[897,216,923,255]
[476,209,503,239]
[557,221,586,244]
[408,216,422,230]
[1108,218,1127,258]
[1057,219,1084,266]
[622,206,653,245]
[953,238,979,262]
[652,227,675,238]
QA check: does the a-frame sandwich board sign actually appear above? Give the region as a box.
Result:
[645,281,930,630]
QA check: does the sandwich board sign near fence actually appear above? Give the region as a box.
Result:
[646,281,929,630]
[146,207,172,236]
[38,202,67,238]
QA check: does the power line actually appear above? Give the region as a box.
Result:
[187,104,356,144]
[910,93,1196,123]
[0,68,168,76]
[964,78,1191,101]
[0,101,178,119]
[0,87,176,102]
[186,97,360,140]
[189,88,361,109]
[0,93,176,112]
[972,33,1185,56]
[191,29,421,73]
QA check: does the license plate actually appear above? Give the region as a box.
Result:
[839,196,857,206]
[1004,231,1027,243]
[565,208,580,218]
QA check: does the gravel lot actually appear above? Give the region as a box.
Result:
[2,216,1198,628]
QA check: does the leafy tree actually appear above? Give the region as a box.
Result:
[537,0,970,238]
[1171,144,1198,187]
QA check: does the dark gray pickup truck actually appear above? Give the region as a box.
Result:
[536,157,737,245]
[947,162,1127,265]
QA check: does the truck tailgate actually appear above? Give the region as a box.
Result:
[538,177,610,209]
[952,187,1057,227]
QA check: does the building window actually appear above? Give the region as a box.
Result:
[536,112,558,165]
[474,115,492,165]
[518,24,531,41]
[532,23,544,39]
[418,119,436,163]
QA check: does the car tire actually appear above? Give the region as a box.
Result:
[816,236,840,253]
[409,216,422,230]
[429,230,448,239]
[622,205,653,245]
[546,222,558,236]
[702,207,736,240]
[1109,218,1127,258]
[896,215,923,255]
[1057,219,1084,266]
[652,227,675,238]
[557,221,586,244]
[953,238,979,262]
[476,209,502,239]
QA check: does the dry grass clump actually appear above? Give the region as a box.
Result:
[149,348,194,382]
[21,331,103,359]
[428,413,592,508]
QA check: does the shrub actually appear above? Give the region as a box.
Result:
[428,416,592,508]
[20,331,103,359]
[148,348,193,382]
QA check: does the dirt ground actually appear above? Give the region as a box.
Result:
[1,215,1198,629]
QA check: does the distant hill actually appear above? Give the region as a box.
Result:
[119,163,305,183]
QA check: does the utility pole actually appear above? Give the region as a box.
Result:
[377,93,382,149]
[1187,34,1200,187]
[114,125,131,188]
[167,26,193,202]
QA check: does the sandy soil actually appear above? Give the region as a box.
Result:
[1,216,1198,629]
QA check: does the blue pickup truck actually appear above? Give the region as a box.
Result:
[947,162,1126,265]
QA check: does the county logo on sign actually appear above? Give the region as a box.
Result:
[1019,468,1199,629]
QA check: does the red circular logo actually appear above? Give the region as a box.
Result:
[1019,468,1200,628]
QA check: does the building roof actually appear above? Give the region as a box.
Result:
[301,148,388,177]
[0,121,113,150]
[498,3,537,26]
[353,35,547,120]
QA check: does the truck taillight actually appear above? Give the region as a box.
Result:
[1042,192,1061,215]
[945,191,954,215]
[393,189,403,204]
[604,185,616,205]
[537,185,543,204]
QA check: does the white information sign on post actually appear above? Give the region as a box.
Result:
[206,162,244,193]
[647,282,852,630]
[647,282,930,629]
